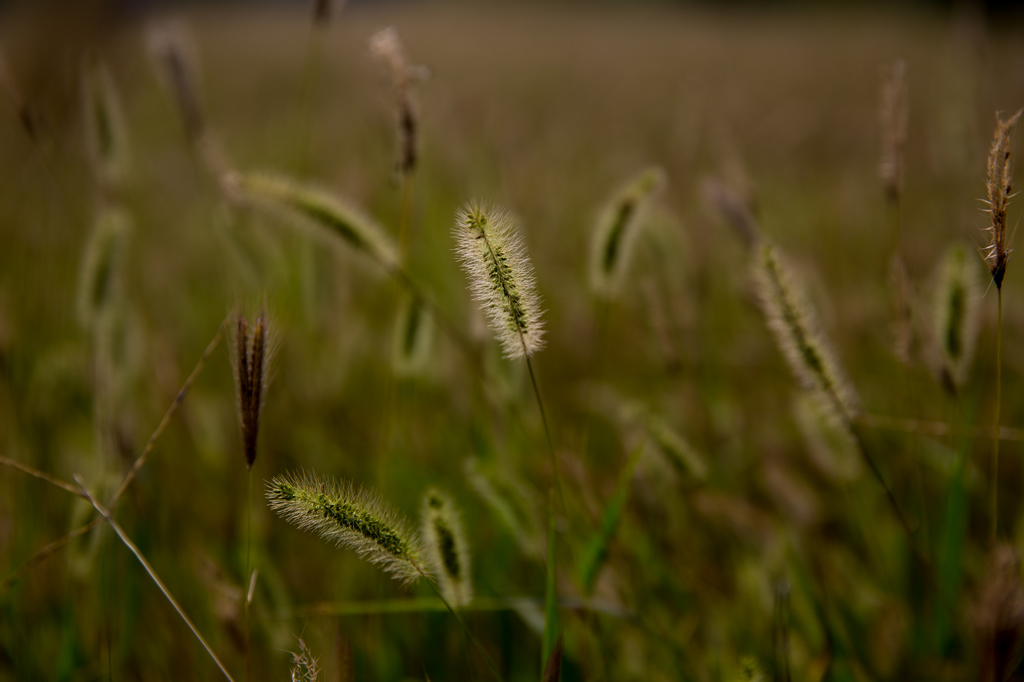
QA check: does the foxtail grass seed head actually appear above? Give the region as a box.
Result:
[464,458,544,559]
[879,59,908,202]
[77,206,130,331]
[147,24,206,146]
[700,177,761,250]
[233,307,272,470]
[369,27,427,176]
[454,202,545,359]
[229,171,400,272]
[392,294,433,378]
[589,166,665,299]
[266,472,424,584]
[753,242,860,422]
[642,410,708,482]
[420,488,473,608]
[82,59,130,191]
[934,244,980,391]
[984,109,1022,288]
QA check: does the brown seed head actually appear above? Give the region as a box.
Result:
[879,59,908,202]
[233,307,271,469]
[368,27,427,176]
[984,109,1022,288]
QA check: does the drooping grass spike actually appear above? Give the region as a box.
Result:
[266,472,424,584]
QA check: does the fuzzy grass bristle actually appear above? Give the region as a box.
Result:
[984,108,1022,288]
[229,171,400,273]
[453,202,545,359]
[753,242,860,422]
[421,488,473,608]
[266,472,424,584]
[589,166,665,299]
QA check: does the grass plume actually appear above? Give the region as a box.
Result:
[879,59,908,204]
[933,244,980,392]
[453,202,544,359]
[753,242,859,422]
[233,306,272,470]
[369,27,426,177]
[983,109,1021,289]
[82,58,130,192]
[76,206,129,331]
[421,488,473,609]
[229,171,400,273]
[266,472,424,584]
[393,293,433,378]
[589,166,665,299]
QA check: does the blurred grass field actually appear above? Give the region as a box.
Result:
[4,1,1024,680]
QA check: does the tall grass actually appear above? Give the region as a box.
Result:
[3,5,1024,680]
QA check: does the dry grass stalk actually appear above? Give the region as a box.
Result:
[983,109,1022,288]
[421,488,473,608]
[879,59,908,203]
[589,166,665,299]
[369,27,427,176]
[266,472,424,584]
[289,637,321,682]
[453,202,545,358]
[228,171,400,273]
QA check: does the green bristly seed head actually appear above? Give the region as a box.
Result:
[231,171,400,273]
[454,202,545,358]
[266,472,423,584]
[82,59,130,191]
[589,166,665,299]
[420,487,473,608]
[934,244,979,391]
[77,207,130,331]
[753,242,859,423]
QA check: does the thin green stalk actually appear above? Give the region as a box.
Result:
[75,477,235,682]
[245,470,253,682]
[991,286,1003,546]
[420,568,504,682]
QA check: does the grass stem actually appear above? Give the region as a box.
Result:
[991,285,1003,546]
[75,476,235,682]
